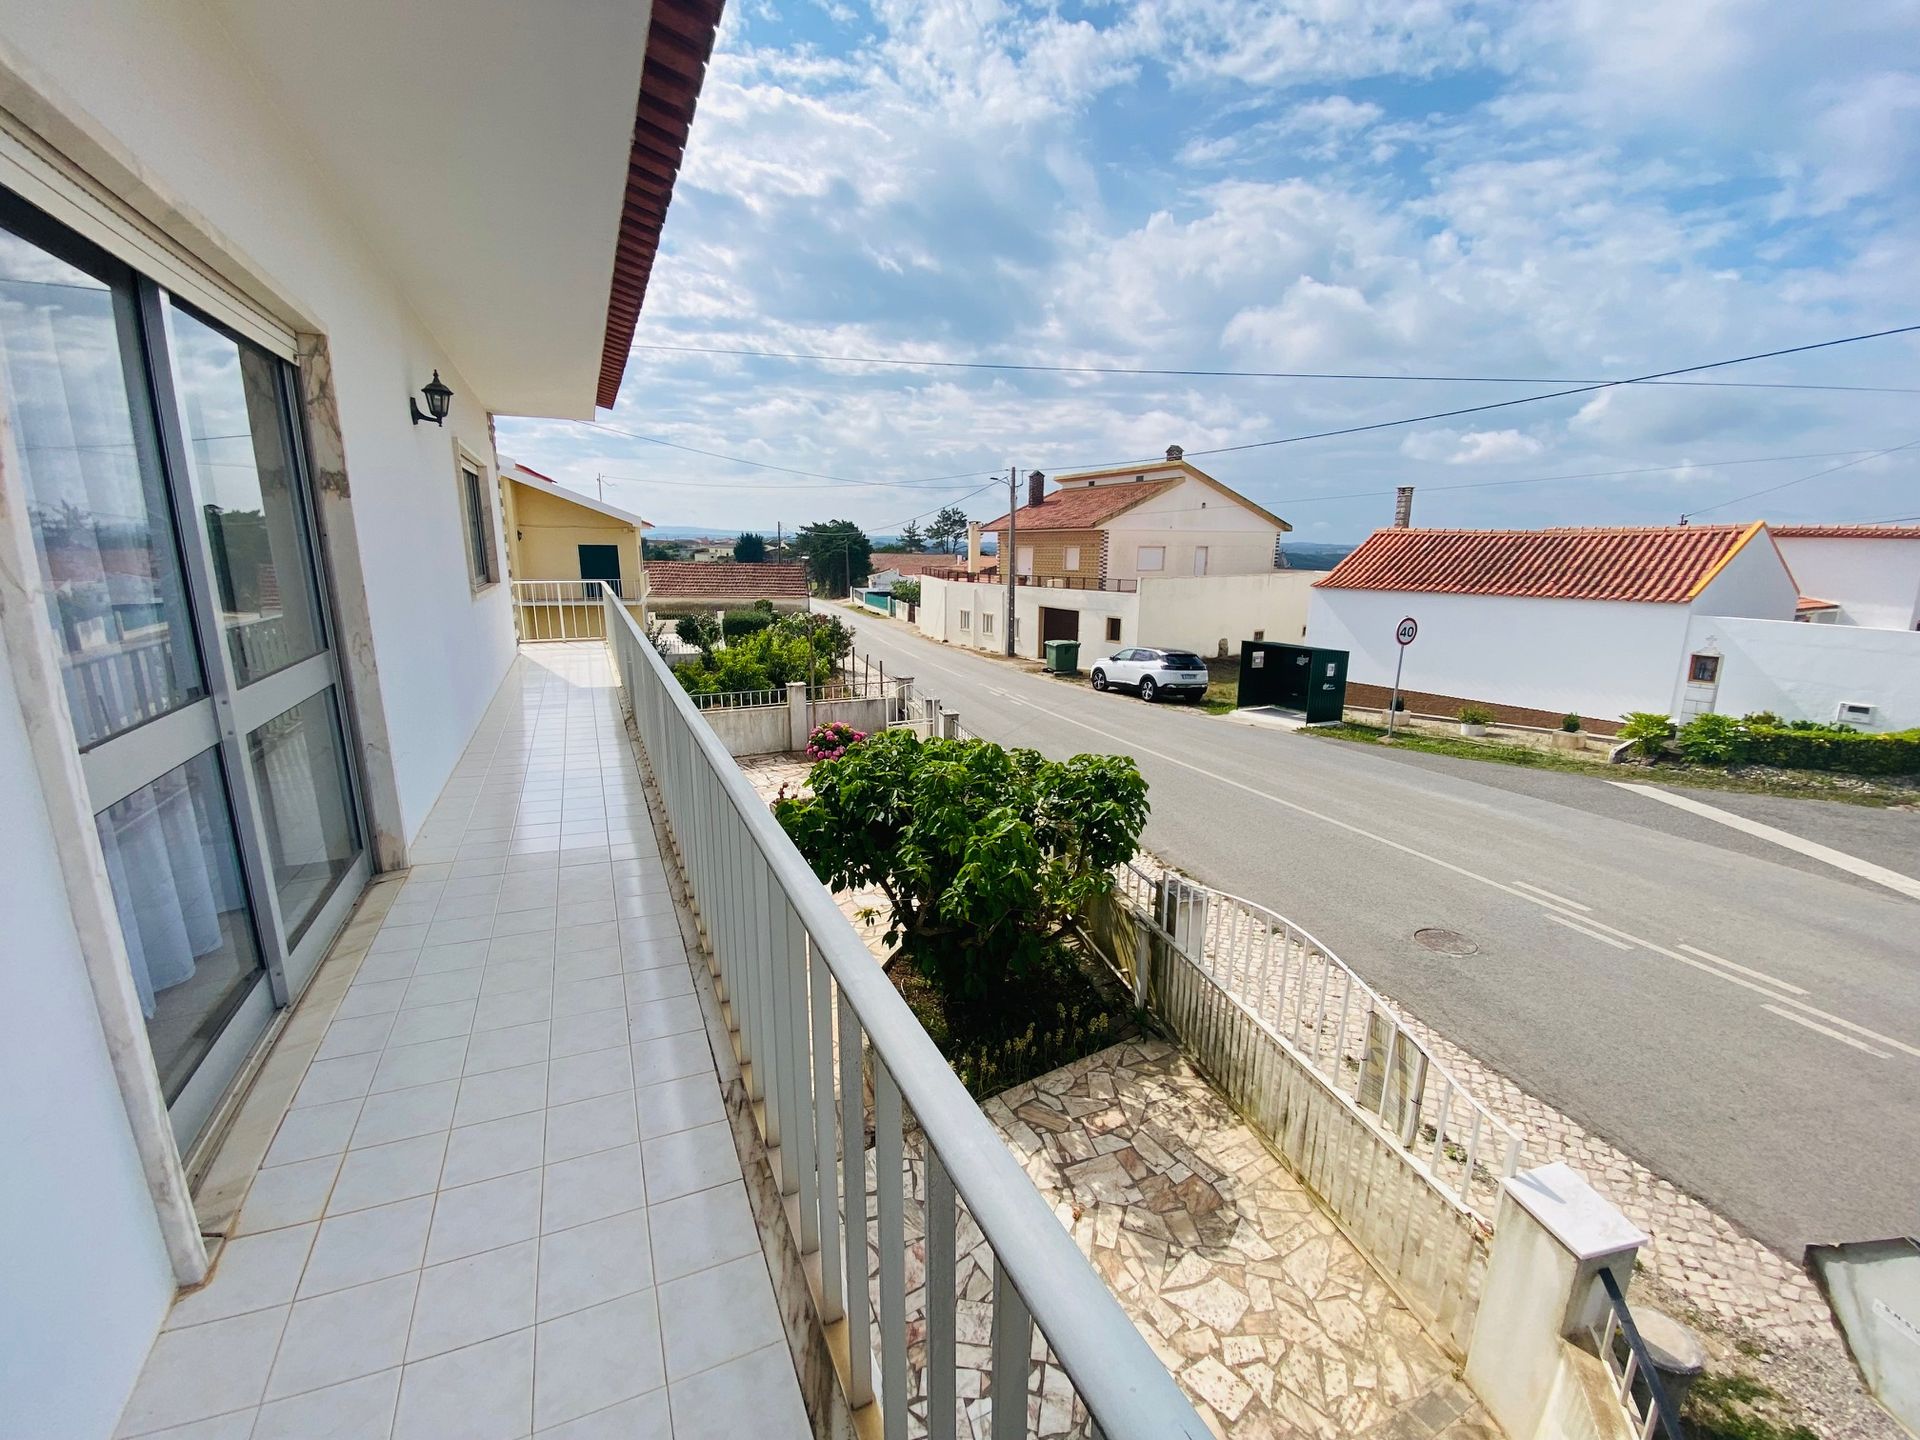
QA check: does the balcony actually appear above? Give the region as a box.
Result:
[114,599,1203,1437]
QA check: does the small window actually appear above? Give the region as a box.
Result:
[1137,545,1165,572]
[1252,629,1265,642]
[1064,545,1080,571]
[1105,616,1121,643]
[1016,546,1034,577]
[459,460,498,589]
[982,612,993,635]
[959,611,970,631]
[1193,545,1209,576]
[1688,653,1720,684]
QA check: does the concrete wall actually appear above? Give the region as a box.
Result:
[502,482,643,594]
[1773,535,1920,630]
[1104,476,1280,579]
[700,694,900,757]
[0,661,177,1439]
[1136,571,1323,657]
[1679,615,1920,729]
[0,0,521,845]
[1691,532,1801,621]
[1308,587,1694,722]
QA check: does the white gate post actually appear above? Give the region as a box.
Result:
[786,681,809,752]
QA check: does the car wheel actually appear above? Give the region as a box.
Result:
[1139,678,1157,702]
[1091,669,1108,692]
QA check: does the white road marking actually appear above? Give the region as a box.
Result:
[1544,912,1635,951]
[1676,943,1809,997]
[1760,1004,1890,1059]
[858,634,1920,1061]
[1513,880,1591,912]
[1609,782,1920,902]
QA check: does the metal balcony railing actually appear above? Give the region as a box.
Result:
[595,583,1206,1439]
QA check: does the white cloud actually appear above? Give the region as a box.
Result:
[1401,428,1545,464]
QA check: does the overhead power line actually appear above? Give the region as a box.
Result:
[1680,438,1920,520]
[1041,324,1920,473]
[633,340,1920,395]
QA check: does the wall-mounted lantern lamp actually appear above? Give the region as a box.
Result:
[410,370,454,426]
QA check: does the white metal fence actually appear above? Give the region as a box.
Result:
[511,579,614,642]
[598,586,1206,1439]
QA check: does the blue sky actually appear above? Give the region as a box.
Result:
[496,0,1920,543]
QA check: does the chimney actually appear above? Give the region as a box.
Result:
[1166,444,1184,462]
[1393,486,1415,528]
[1027,469,1045,510]
[966,521,984,575]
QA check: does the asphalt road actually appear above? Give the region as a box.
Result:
[831,604,1920,1257]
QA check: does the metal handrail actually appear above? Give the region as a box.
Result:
[1593,1267,1683,1440]
[1116,861,1523,1220]
[596,583,1206,1438]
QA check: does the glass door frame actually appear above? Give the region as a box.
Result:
[144,288,370,1003]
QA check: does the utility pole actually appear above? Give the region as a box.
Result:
[596,472,604,503]
[1003,464,1017,657]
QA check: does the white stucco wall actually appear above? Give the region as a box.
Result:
[0,0,519,842]
[1679,615,1920,729]
[1101,477,1281,579]
[0,663,175,1439]
[1306,586,1694,720]
[916,576,1142,657]
[1772,535,1920,630]
[1135,571,1323,656]
[1690,533,1801,621]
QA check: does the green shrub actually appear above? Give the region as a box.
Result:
[674,613,719,658]
[671,623,842,694]
[751,598,775,615]
[1676,712,1753,765]
[1744,725,1920,775]
[1617,712,1674,759]
[1560,713,1582,733]
[773,728,1149,1002]
[1457,704,1494,726]
[891,579,921,606]
[720,608,773,640]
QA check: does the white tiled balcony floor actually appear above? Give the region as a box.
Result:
[116,644,811,1440]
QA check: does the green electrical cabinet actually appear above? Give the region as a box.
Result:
[1235,642,1349,723]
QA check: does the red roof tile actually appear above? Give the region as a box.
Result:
[645,561,808,599]
[1769,524,1920,540]
[1314,524,1765,604]
[982,478,1182,533]
[1796,595,1840,612]
[869,553,970,575]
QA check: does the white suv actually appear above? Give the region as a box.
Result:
[1088,647,1210,702]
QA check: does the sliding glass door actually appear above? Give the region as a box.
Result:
[0,189,366,1147]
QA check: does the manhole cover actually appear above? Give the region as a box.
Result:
[1414,927,1479,957]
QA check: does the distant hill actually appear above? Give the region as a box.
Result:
[1279,541,1357,570]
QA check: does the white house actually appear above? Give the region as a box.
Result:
[1309,522,1920,731]
[1306,524,1801,730]
[1770,524,1920,630]
[0,3,723,1432]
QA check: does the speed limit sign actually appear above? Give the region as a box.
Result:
[1389,617,1417,735]
[1396,616,1418,646]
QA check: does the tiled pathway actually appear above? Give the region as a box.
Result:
[115,645,810,1440]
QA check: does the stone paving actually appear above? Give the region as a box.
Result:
[743,750,1489,1439]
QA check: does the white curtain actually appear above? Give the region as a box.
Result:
[96,762,237,1018]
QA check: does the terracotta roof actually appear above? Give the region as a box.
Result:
[1796,595,1840,612]
[870,553,969,575]
[1314,524,1766,604]
[983,478,1182,532]
[1769,524,1920,540]
[515,462,557,484]
[644,560,808,599]
[597,0,726,410]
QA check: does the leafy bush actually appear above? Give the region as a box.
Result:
[720,608,773,641]
[769,609,854,664]
[891,579,922,606]
[1744,724,1920,775]
[1457,704,1494,726]
[805,721,867,761]
[751,598,775,615]
[774,728,1149,1001]
[1560,713,1582,733]
[673,625,837,695]
[1675,712,1752,765]
[1617,711,1674,759]
[674,613,719,659]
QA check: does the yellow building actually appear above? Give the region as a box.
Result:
[498,460,651,638]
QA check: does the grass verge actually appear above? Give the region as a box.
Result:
[1305,721,1918,806]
